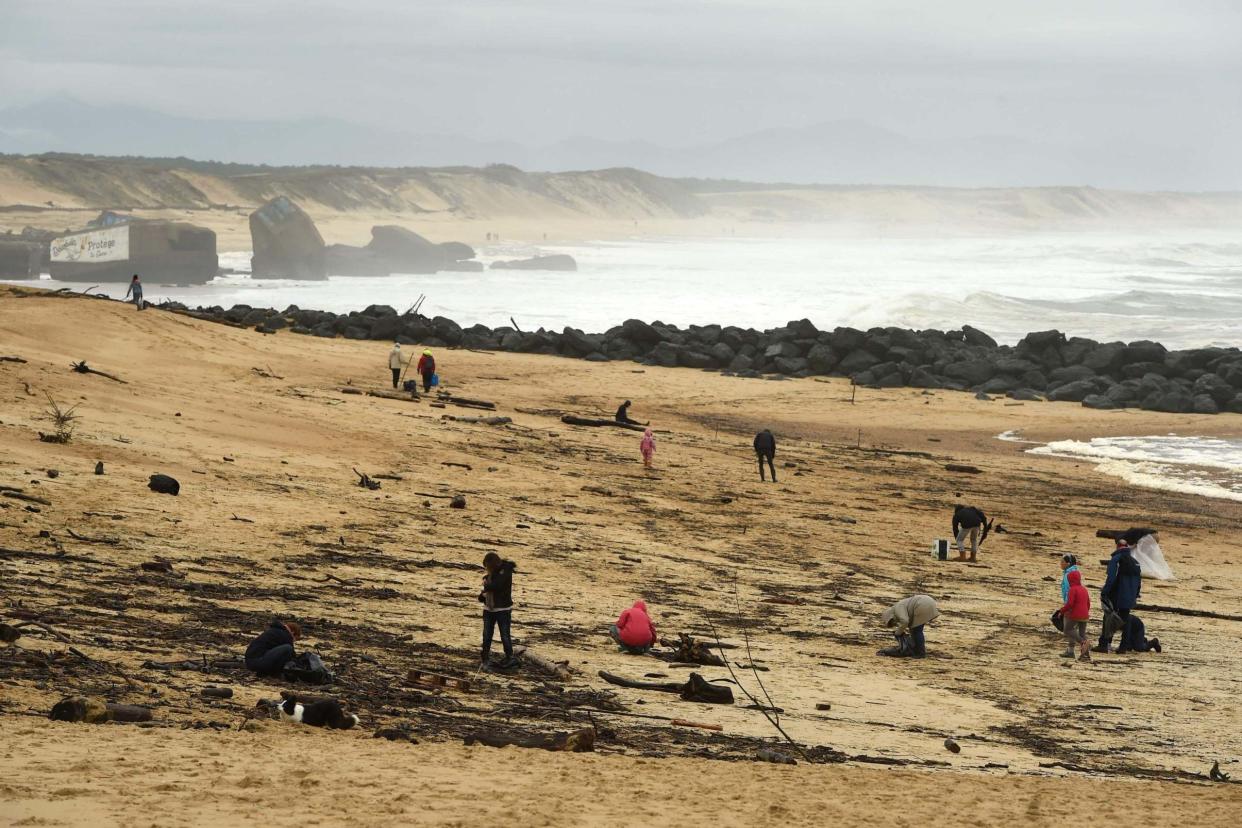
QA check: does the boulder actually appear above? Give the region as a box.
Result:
[728,353,754,373]
[979,376,1022,394]
[943,360,995,386]
[369,316,403,341]
[650,341,683,368]
[1048,365,1097,384]
[343,326,371,340]
[786,318,819,339]
[1082,394,1118,410]
[830,327,868,353]
[1008,388,1045,401]
[709,342,736,365]
[1125,340,1168,364]
[1048,379,1099,402]
[311,322,337,338]
[682,351,717,369]
[561,327,600,357]
[837,350,881,375]
[1193,373,1235,405]
[764,341,802,360]
[1059,337,1099,366]
[439,241,476,262]
[909,368,945,388]
[621,319,663,346]
[1018,330,1066,352]
[431,316,463,345]
[1193,394,1220,415]
[1141,389,1194,413]
[490,254,577,271]
[1082,343,1127,374]
[367,226,444,273]
[806,343,839,374]
[325,244,389,276]
[249,197,327,280]
[1122,361,1166,380]
[1218,361,1242,389]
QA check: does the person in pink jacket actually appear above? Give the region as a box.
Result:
[610,600,657,654]
[640,428,655,469]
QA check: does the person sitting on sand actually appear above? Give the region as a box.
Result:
[952,504,988,562]
[753,429,777,482]
[616,400,645,425]
[388,342,405,389]
[610,600,657,654]
[879,594,939,658]
[640,428,656,469]
[244,619,301,676]
[1059,569,1092,662]
[416,349,436,393]
[1094,538,1142,654]
[479,552,517,671]
[123,274,144,311]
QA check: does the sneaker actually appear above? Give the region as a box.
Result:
[1060,650,1075,658]
[1091,644,1109,654]
[1150,638,1162,653]
[480,661,495,673]
[1078,652,1092,663]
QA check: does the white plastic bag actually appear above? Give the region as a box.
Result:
[1132,535,1175,580]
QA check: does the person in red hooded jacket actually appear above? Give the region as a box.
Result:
[1060,569,1092,663]
[610,600,657,654]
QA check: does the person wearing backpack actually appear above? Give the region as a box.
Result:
[416,349,436,393]
[1094,539,1142,653]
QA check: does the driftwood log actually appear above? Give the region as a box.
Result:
[1136,603,1242,623]
[599,671,735,704]
[521,648,573,680]
[560,415,647,432]
[1,491,51,506]
[0,355,27,364]
[437,395,496,411]
[70,361,127,384]
[464,727,595,752]
[49,697,152,723]
[441,415,512,425]
[944,464,982,474]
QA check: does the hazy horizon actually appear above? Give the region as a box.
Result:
[1,1,1240,188]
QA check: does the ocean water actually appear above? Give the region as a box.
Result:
[1024,435,1242,502]
[8,232,1242,348]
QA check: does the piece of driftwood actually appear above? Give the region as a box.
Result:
[66,528,118,545]
[598,671,734,704]
[0,355,27,364]
[441,415,512,425]
[70,361,127,384]
[1095,527,1157,541]
[201,687,234,699]
[49,697,152,723]
[465,727,595,752]
[340,387,364,395]
[757,748,797,765]
[443,461,472,471]
[353,468,381,490]
[12,620,72,643]
[1136,603,1242,622]
[944,464,982,474]
[521,648,572,679]
[560,415,646,432]
[671,719,722,731]
[2,491,50,506]
[659,634,726,667]
[0,623,22,642]
[438,394,496,411]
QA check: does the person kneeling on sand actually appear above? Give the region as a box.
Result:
[245,619,301,676]
[610,599,657,654]
[1059,569,1092,662]
[479,552,517,671]
[879,594,939,658]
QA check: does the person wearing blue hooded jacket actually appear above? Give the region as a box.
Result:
[1059,553,1080,603]
[1094,539,1143,653]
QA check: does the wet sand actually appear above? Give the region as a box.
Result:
[1,287,1240,825]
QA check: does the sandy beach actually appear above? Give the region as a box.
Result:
[2,287,1240,826]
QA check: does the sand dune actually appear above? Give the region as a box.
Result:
[1,286,1240,825]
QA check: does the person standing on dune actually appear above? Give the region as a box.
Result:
[640,428,656,469]
[123,274,144,310]
[388,342,405,389]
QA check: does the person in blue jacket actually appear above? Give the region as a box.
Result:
[1059,553,1080,602]
[1095,539,1142,653]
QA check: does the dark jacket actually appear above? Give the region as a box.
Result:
[245,620,294,661]
[615,403,632,423]
[753,430,776,456]
[479,560,516,611]
[952,506,986,535]
[1101,545,1142,610]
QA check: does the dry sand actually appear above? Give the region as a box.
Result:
[1,287,1240,826]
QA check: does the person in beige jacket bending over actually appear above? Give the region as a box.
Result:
[879,594,940,659]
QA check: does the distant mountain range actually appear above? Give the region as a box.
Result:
[0,97,1235,190]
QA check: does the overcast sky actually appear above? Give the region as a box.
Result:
[2,1,1239,159]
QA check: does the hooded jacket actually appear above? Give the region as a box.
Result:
[615,600,657,648]
[479,560,516,611]
[245,620,294,661]
[388,346,404,370]
[1060,564,1080,603]
[1060,569,1090,622]
[416,352,435,376]
[1102,545,1142,610]
[753,430,776,457]
[952,506,986,535]
[640,429,655,457]
[881,595,940,635]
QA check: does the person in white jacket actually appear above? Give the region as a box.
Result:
[388,343,405,389]
[879,594,940,658]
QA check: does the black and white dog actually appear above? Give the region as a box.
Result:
[274,697,359,730]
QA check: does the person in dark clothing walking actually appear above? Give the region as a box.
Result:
[416,349,436,393]
[616,400,645,425]
[244,619,301,676]
[478,552,516,671]
[753,429,777,482]
[951,504,988,562]
[1095,539,1143,653]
